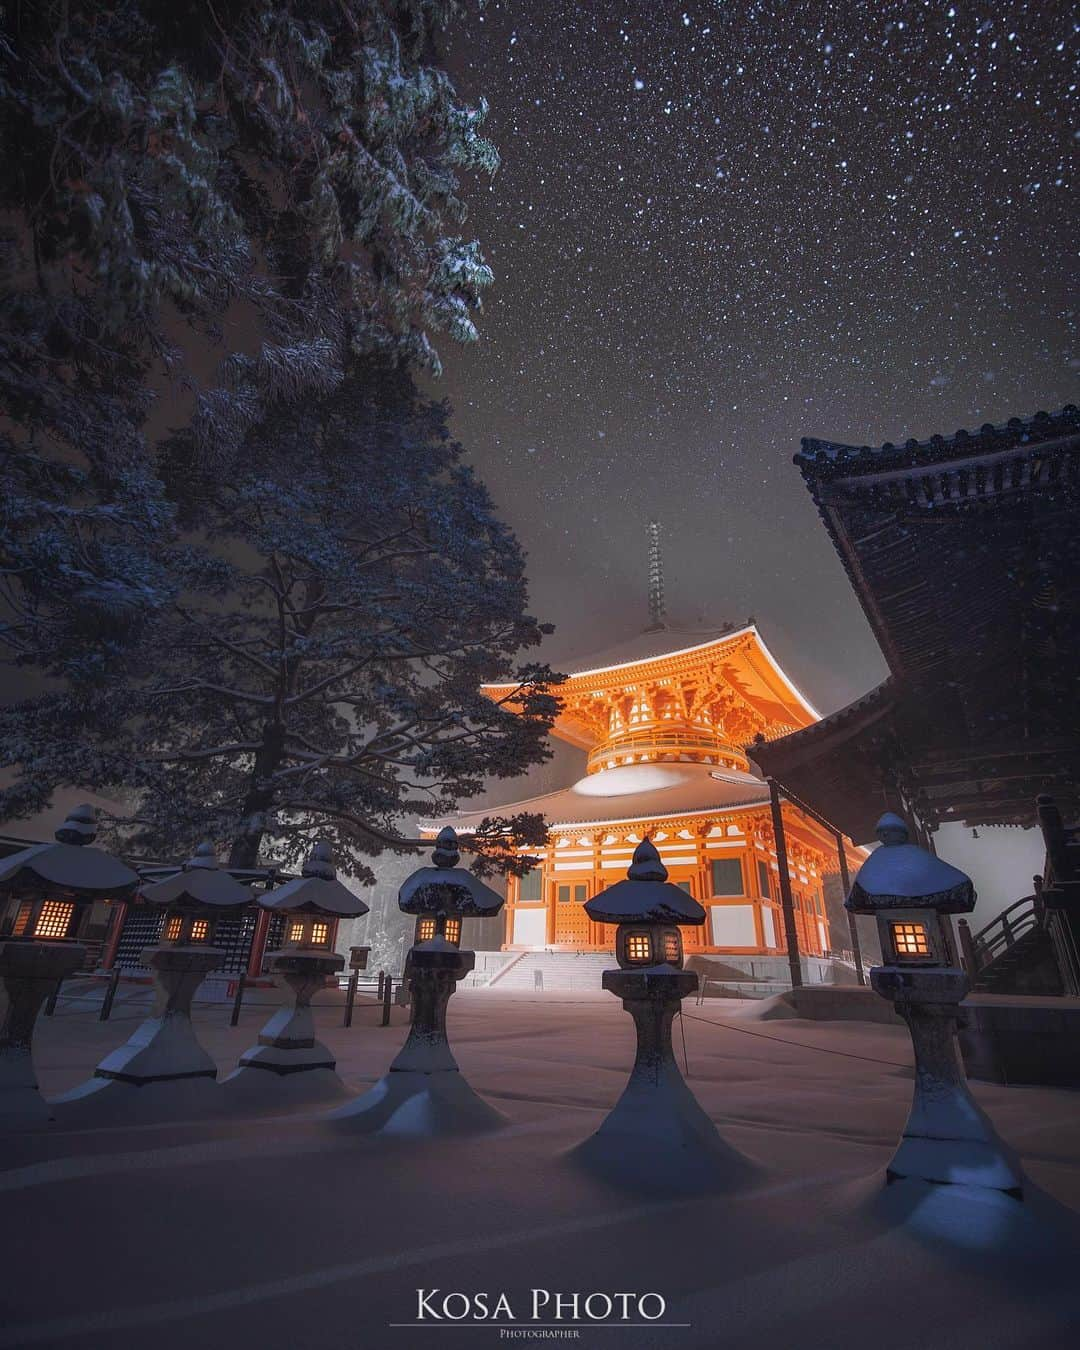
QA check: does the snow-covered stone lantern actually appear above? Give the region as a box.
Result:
[573,837,754,1192]
[328,826,505,1135]
[0,805,138,1127]
[53,844,253,1121]
[223,842,368,1102]
[146,841,252,950]
[847,813,1023,1196]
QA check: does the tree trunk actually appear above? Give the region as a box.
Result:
[228,722,285,869]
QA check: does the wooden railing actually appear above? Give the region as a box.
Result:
[957,893,1042,982]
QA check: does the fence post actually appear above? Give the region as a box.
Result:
[344,970,359,1028]
[376,969,385,1001]
[380,975,392,1026]
[1001,912,1013,947]
[230,974,246,1027]
[957,918,979,980]
[1033,874,1045,924]
[99,968,121,1022]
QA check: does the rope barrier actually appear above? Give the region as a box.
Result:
[681,1009,911,1070]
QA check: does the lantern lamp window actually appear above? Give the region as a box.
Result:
[164,915,184,942]
[662,931,681,964]
[310,921,330,947]
[892,921,930,957]
[444,917,462,946]
[417,917,436,942]
[12,901,33,937]
[34,900,76,940]
[288,920,305,944]
[190,918,210,943]
[626,932,652,963]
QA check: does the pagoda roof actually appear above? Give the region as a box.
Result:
[483,622,821,752]
[425,762,771,834]
[553,624,744,678]
[506,622,819,710]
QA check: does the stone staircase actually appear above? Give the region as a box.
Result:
[488,951,614,993]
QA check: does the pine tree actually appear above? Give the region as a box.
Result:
[1,1,497,677]
[1,363,559,876]
[1,3,550,875]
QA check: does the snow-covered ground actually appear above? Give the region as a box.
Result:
[4,989,1080,1349]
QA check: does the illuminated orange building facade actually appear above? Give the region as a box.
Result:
[438,624,862,959]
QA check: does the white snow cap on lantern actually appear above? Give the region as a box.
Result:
[397,826,504,917]
[260,841,369,919]
[54,803,99,845]
[0,804,139,898]
[846,813,975,914]
[585,837,706,925]
[139,843,255,910]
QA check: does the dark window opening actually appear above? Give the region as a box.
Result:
[711,857,744,896]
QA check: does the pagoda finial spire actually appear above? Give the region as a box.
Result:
[647,519,666,631]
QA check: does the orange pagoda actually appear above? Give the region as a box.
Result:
[432,528,862,966]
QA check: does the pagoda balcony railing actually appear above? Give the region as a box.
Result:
[587,726,746,773]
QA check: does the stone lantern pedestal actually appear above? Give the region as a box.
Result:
[222,950,348,1105]
[848,813,1024,1199]
[573,838,755,1193]
[0,940,87,1128]
[222,840,369,1107]
[873,967,1023,1195]
[328,828,507,1137]
[53,945,225,1122]
[0,805,140,1130]
[329,943,504,1136]
[574,964,754,1193]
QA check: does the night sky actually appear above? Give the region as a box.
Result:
[439,1,1077,713]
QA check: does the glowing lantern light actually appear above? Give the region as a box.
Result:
[223,842,369,1101]
[0,805,138,1128]
[52,844,255,1120]
[847,813,1023,1197]
[328,827,506,1136]
[572,837,754,1192]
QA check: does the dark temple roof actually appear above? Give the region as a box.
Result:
[754,407,1080,839]
[797,405,1079,479]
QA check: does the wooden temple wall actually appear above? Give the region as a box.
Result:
[503,805,840,957]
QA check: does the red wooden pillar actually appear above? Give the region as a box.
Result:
[246,906,271,978]
[101,900,128,970]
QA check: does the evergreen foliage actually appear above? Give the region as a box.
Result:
[2,365,559,876]
[1,4,558,874]
[1,0,497,675]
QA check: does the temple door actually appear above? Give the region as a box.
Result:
[554,882,590,946]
